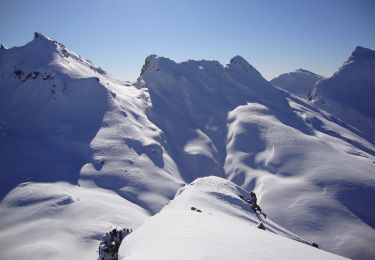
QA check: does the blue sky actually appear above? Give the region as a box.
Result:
[1,0,375,81]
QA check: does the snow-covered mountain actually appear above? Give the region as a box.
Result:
[0,33,182,259]
[119,176,346,260]
[136,54,375,260]
[1,34,375,260]
[308,46,375,141]
[270,69,324,98]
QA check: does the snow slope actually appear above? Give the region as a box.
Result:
[1,34,375,260]
[308,46,375,141]
[119,176,347,260]
[271,68,324,98]
[0,181,148,259]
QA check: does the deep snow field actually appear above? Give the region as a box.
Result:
[0,34,374,260]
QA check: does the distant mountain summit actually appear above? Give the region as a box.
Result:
[271,69,324,98]
[308,46,375,140]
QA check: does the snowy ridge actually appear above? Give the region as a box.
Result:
[309,46,375,140]
[270,68,324,98]
[1,33,110,80]
[119,177,347,260]
[1,34,375,260]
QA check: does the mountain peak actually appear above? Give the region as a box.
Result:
[29,32,62,52]
[33,32,52,41]
[349,46,375,61]
[140,54,158,76]
[230,55,248,65]
[229,55,258,74]
[271,69,323,98]
[145,54,158,63]
[229,55,253,70]
[295,68,313,74]
[32,32,60,47]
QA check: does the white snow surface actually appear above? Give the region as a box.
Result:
[119,176,346,260]
[270,68,324,98]
[309,46,375,141]
[1,34,375,260]
[0,181,148,260]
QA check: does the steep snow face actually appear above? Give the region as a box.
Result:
[0,34,183,260]
[271,69,324,98]
[137,55,375,259]
[119,176,347,260]
[308,46,375,140]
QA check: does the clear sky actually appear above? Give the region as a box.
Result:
[1,0,375,81]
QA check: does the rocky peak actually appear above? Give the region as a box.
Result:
[349,46,375,61]
[140,54,158,76]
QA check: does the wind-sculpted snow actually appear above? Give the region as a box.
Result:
[119,177,347,260]
[309,46,375,141]
[1,34,375,259]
